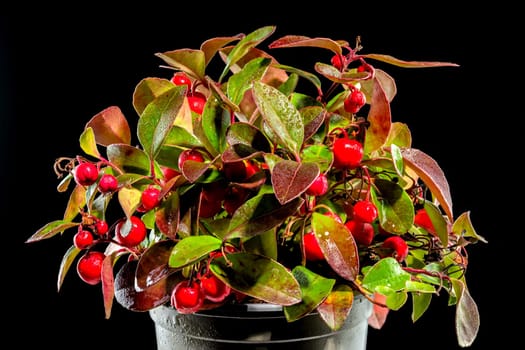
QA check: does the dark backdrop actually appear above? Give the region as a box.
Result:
[2,4,517,349]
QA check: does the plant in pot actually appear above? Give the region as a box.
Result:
[26,25,486,349]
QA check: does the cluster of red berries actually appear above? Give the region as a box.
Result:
[301,128,410,264]
[172,270,232,313]
[170,71,207,114]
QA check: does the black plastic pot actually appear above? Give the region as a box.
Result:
[149,294,372,350]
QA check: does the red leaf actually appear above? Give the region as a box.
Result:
[368,293,389,329]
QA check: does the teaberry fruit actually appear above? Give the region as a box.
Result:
[98,173,118,193]
[332,138,363,169]
[381,236,409,262]
[115,216,147,247]
[74,162,99,186]
[345,219,375,246]
[94,219,109,236]
[76,251,105,285]
[171,280,204,314]
[187,92,206,115]
[199,273,231,302]
[306,173,329,196]
[141,185,162,211]
[304,231,324,261]
[73,228,94,249]
[352,200,378,223]
[170,71,192,89]
[330,54,345,70]
[343,88,366,114]
[178,149,205,170]
[414,208,436,235]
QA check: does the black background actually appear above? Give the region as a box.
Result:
[2,4,519,349]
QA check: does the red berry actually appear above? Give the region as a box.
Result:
[306,173,329,196]
[161,166,180,183]
[381,236,409,262]
[187,92,206,115]
[171,280,204,313]
[414,208,436,235]
[98,173,118,193]
[76,251,105,285]
[331,54,344,70]
[332,138,363,169]
[244,160,260,179]
[200,273,231,302]
[94,219,109,236]
[141,186,162,211]
[115,216,147,247]
[353,200,378,223]
[344,89,366,114]
[73,228,94,249]
[345,219,375,246]
[170,71,191,89]
[73,162,99,186]
[178,149,205,170]
[304,232,324,261]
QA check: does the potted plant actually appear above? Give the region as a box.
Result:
[26,25,486,349]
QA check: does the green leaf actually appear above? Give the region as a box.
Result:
[242,229,278,260]
[219,25,276,82]
[85,106,131,146]
[422,200,449,246]
[405,280,436,293]
[224,122,272,158]
[384,122,412,148]
[226,193,303,239]
[376,287,407,310]
[133,78,177,116]
[301,144,332,174]
[372,179,415,234]
[284,266,335,322]
[138,85,187,159]
[200,33,244,66]
[311,212,359,281]
[163,125,203,149]
[155,49,206,80]
[79,127,100,159]
[411,292,432,322]
[451,278,480,347]
[362,257,411,292]
[57,245,81,291]
[210,252,302,305]
[390,144,404,177]
[317,284,354,331]
[26,220,79,243]
[63,185,86,222]
[452,211,488,243]
[271,160,319,205]
[272,63,322,93]
[169,235,222,268]
[252,80,304,157]
[200,97,230,155]
[227,57,271,105]
[107,144,151,175]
